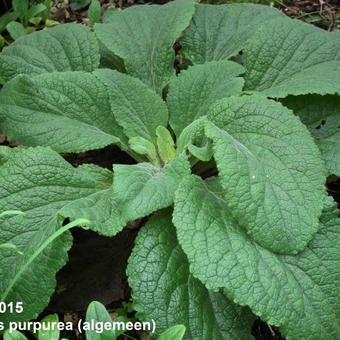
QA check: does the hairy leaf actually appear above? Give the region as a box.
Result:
[0,147,112,324]
[173,176,340,340]
[128,213,255,340]
[156,126,176,164]
[206,95,325,253]
[61,155,190,236]
[0,24,99,83]
[176,117,211,162]
[6,22,27,41]
[129,137,158,164]
[0,71,128,153]
[283,95,340,177]
[0,146,20,165]
[95,0,195,93]
[244,18,340,97]
[88,0,102,25]
[181,3,282,64]
[167,61,244,137]
[94,69,168,144]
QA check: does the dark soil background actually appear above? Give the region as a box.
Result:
[0,1,339,339]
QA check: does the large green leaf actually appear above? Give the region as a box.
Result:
[206,95,325,254]
[244,18,340,97]
[94,69,168,144]
[0,146,20,165]
[173,176,340,340]
[181,3,282,64]
[127,213,255,340]
[61,155,190,236]
[0,147,112,324]
[0,71,128,153]
[95,0,195,93]
[282,95,340,177]
[167,61,244,137]
[0,24,99,83]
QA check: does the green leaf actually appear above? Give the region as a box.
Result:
[173,176,340,340]
[86,301,126,340]
[60,156,190,236]
[0,71,128,153]
[110,156,190,221]
[0,147,112,324]
[0,242,23,255]
[70,0,92,11]
[4,330,28,340]
[156,126,176,164]
[0,12,18,33]
[102,8,118,23]
[167,61,244,137]
[181,3,282,64]
[127,213,255,340]
[26,4,48,21]
[88,0,102,25]
[158,325,186,340]
[0,35,5,50]
[244,18,340,97]
[176,117,213,162]
[60,155,190,236]
[205,95,325,254]
[12,0,29,22]
[95,0,195,93]
[39,314,59,340]
[176,117,206,153]
[129,137,159,165]
[94,69,168,144]
[6,21,27,40]
[282,95,340,177]
[0,23,100,82]
[0,146,20,165]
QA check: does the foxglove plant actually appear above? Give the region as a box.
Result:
[0,1,340,339]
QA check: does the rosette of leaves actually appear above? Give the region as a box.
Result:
[0,1,340,339]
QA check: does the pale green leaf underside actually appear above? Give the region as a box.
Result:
[60,155,190,236]
[167,61,244,137]
[127,213,255,340]
[173,176,340,340]
[181,3,282,64]
[176,117,207,156]
[282,95,340,177]
[0,147,112,324]
[0,71,128,153]
[207,95,325,254]
[94,69,168,144]
[95,0,195,93]
[0,23,100,83]
[244,18,340,97]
